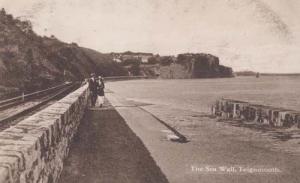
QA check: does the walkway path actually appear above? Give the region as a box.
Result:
[58,104,168,183]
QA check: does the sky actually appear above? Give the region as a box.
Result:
[0,0,300,73]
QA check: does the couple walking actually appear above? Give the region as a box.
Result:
[89,73,105,107]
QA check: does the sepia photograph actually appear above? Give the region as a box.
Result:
[0,0,300,183]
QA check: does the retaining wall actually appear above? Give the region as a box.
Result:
[0,84,89,183]
[212,98,300,128]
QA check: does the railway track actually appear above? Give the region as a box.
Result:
[0,82,81,130]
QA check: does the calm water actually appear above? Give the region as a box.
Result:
[107,76,300,113]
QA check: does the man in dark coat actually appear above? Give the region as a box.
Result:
[88,73,99,107]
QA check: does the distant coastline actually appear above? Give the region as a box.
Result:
[260,73,300,76]
[235,71,300,77]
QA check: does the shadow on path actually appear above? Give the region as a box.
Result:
[58,107,169,183]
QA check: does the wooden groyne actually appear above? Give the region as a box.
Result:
[212,98,300,128]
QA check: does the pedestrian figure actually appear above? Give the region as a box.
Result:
[97,76,105,107]
[88,73,99,107]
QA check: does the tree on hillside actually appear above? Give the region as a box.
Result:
[0,8,6,16]
[121,58,141,66]
[24,49,40,90]
[159,56,173,66]
[147,56,159,64]
[128,62,141,76]
[96,61,128,77]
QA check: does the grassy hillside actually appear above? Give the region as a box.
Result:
[81,48,127,77]
[0,9,127,92]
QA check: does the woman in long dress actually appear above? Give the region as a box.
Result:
[97,76,105,107]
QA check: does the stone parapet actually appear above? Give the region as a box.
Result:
[0,84,89,183]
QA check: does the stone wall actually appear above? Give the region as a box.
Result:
[212,98,300,128]
[0,84,89,183]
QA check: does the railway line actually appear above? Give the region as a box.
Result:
[0,82,81,131]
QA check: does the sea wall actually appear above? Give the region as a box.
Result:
[212,98,300,128]
[0,84,89,183]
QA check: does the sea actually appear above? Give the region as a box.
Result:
[106,76,300,113]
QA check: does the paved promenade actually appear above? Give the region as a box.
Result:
[58,103,168,183]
